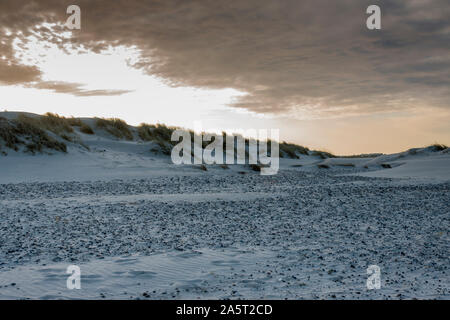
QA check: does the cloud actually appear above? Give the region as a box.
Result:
[0,0,449,118]
[0,63,41,85]
[28,81,132,96]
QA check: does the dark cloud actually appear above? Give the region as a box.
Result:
[0,0,449,116]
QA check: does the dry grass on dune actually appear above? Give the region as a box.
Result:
[143,127,314,160]
[0,116,67,154]
[95,118,133,140]
[65,116,94,135]
[1,112,333,159]
[0,112,99,154]
[138,123,175,142]
[18,113,73,135]
[17,113,95,137]
[279,142,309,159]
[429,143,448,151]
[139,123,184,155]
[79,123,94,135]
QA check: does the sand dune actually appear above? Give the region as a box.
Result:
[0,112,449,299]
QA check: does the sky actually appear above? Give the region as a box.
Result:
[0,0,449,154]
